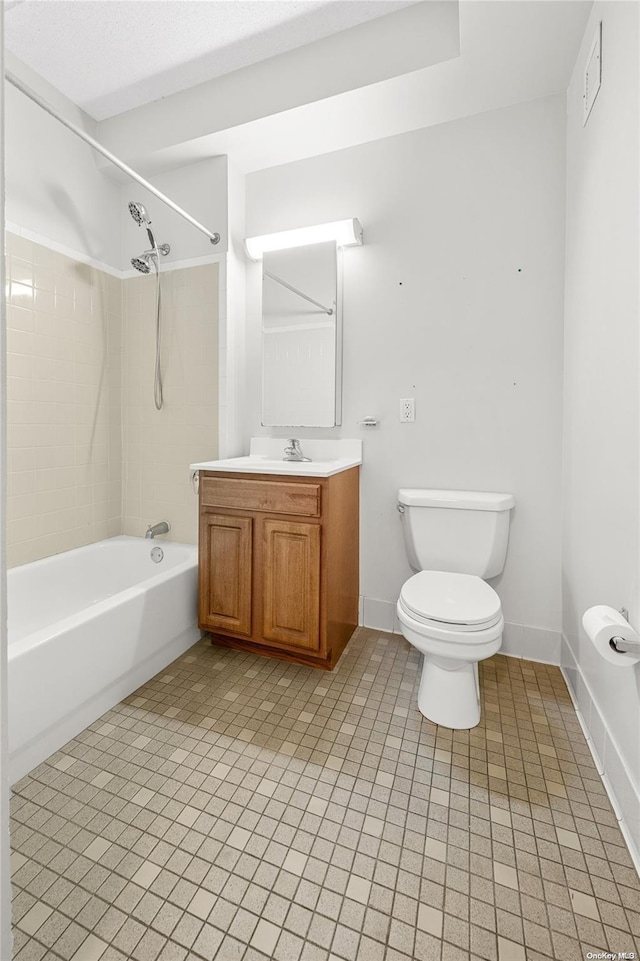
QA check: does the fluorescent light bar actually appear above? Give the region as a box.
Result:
[245,218,363,261]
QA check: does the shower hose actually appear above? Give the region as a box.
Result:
[153,262,163,411]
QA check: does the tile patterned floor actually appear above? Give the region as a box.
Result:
[9,628,640,961]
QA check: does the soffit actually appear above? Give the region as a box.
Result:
[4,0,416,120]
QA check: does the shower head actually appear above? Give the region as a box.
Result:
[131,255,152,274]
[128,201,151,226]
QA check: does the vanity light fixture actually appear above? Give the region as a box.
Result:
[244,218,363,261]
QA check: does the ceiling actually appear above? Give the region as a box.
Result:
[4,1,593,176]
[4,0,416,120]
[93,1,592,175]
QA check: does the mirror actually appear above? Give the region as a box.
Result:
[261,241,342,427]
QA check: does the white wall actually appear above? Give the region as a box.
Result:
[245,95,566,659]
[0,19,12,961]
[220,158,247,458]
[562,2,640,863]
[120,157,228,273]
[5,53,121,270]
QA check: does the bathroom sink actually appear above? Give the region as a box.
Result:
[190,438,362,477]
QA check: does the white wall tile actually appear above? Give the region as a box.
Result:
[121,263,219,545]
[6,235,123,566]
[6,236,219,562]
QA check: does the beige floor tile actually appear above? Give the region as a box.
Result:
[131,861,161,889]
[417,904,443,938]
[227,827,251,851]
[17,902,54,936]
[557,828,581,851]
[570,888,600,920]
[90,771,113,789]
[494,863,519,891]
[308,797,328,817]
[187,887,216,921]
[345,876,371,905]
[83,838,112,862]
[70,933,109,961]
[425,838,447,862]
[498,936,526,961]
[131,787,155,807]
[283,850,308,876]
[251,917,281,954]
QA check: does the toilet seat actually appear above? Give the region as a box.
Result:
[399,571,502,633]
[397,597,503,646]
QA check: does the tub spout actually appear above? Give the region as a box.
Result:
[146,521,170,539]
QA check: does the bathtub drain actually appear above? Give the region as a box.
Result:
[150,546,164,564]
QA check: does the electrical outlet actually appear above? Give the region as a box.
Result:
[400,398,415,422]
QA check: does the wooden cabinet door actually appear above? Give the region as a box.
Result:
[262,520,321,651]
[199,513,252,635]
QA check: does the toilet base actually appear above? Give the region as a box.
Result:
[417,655,481,729]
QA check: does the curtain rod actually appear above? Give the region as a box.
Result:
[264,270,334,315]
[5,70,221,246]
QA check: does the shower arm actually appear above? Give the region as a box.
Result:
[5,69,221,246]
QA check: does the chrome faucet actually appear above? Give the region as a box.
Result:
[145,521,170,539]
[283,439,311,462]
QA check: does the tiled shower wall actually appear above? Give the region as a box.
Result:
[6,233,122,568]
[6,233,219,566]
[121,264,218,545]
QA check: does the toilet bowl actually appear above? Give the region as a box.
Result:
[396,488,514,730]
[397,570,503,729]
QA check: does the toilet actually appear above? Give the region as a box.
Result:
[396,488,514,729]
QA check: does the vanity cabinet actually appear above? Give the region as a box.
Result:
[198,468,359,669]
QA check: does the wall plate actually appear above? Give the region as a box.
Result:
[583,22,602,126]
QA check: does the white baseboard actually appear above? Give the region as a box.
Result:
[358,596,562,664]
[560,635,640,876]
[500,621,562,664]
[360,596,397,633]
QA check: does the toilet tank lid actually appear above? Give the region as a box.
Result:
[398,489,515,511]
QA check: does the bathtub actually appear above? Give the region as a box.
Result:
[8,535,201,784]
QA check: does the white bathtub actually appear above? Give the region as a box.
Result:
[8,535,201,784]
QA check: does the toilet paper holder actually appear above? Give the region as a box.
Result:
[610,636,640,654]
[610,607,640,655]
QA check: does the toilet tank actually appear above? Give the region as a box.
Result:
[397,489,515,578]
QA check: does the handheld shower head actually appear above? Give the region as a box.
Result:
[129,202,170,275]
[131,255,151,274]
[128,206,168,413]
[129,201,150,226]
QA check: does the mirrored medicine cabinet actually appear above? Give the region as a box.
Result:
[261,241,342,428]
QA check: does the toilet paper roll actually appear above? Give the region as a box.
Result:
[582,605,640,668]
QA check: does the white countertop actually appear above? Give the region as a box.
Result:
[191,438,362,478]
